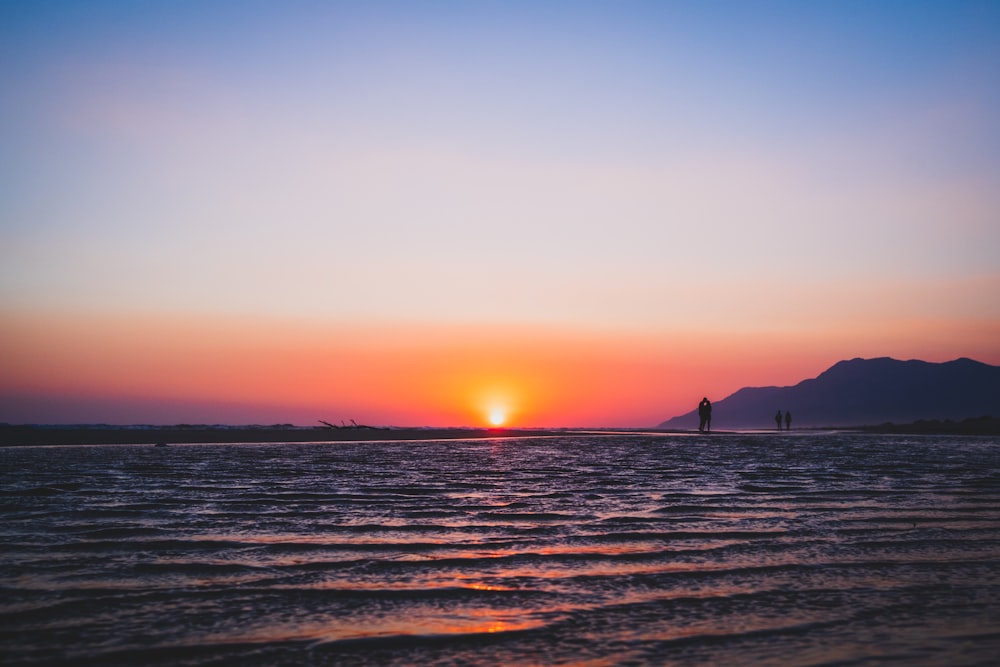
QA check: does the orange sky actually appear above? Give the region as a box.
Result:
[3,309,997,427]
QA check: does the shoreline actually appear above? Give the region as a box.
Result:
[2,417,998,447]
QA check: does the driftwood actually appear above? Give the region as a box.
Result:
[318,419,381,430]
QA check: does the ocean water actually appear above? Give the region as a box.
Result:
[1,433,999,666]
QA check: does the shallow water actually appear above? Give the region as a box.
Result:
[2,433,999,666]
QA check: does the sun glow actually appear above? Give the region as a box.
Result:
[488,408,507,427]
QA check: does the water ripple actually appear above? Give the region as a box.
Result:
[1,433,998,666]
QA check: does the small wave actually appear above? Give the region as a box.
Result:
[75,526,166,539]
[399,509,462,519]
[474,511,581,522]
[9,485,79,497]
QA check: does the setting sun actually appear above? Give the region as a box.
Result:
[488,408,506,427]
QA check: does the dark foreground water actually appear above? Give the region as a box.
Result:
[1,433,999,666]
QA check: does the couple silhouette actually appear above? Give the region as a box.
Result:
[698,397,712,432]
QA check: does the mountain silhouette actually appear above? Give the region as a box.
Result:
[659,357,1000,429]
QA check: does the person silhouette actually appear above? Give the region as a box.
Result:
[775,410,783,431]
[784,411,792,431]
[698,397,712,432]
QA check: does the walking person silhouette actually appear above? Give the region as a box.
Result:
[784,411,792,431]
[775,410,783,431]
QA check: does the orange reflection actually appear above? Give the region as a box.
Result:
[315,610,548,641]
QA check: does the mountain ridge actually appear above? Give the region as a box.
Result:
[658,357,1000,429]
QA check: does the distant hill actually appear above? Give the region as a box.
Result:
[658,357,1000,429]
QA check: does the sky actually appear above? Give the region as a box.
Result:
[2,1,999,427]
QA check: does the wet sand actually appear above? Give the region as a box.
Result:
[0,424,585,447]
